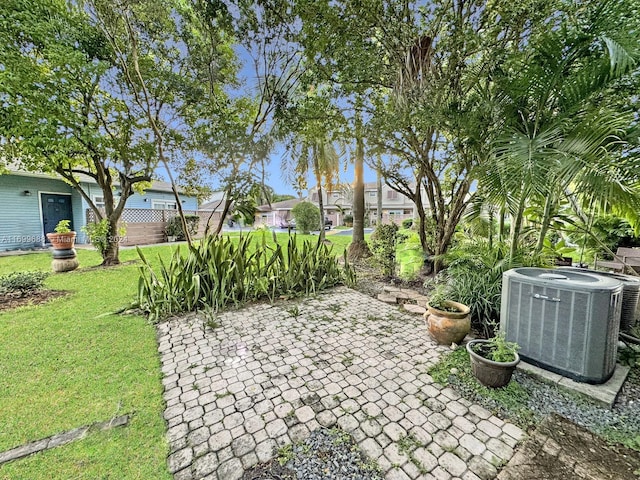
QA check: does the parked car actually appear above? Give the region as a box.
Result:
[280,218,331,231]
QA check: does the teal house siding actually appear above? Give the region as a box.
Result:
[0,172,199,251]
[0,174,74,250]
[125,191,198,210]
[75,183,198,211]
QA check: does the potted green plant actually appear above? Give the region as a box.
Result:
[46,220,76,250]
[165,217,181,242]
[466,333,520,388]
[424,286,471,345]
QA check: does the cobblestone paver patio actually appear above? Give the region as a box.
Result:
[157,287,526,480]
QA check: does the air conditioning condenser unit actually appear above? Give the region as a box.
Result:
[500,268,622,384]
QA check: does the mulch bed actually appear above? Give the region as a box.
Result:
[0,290,69,312]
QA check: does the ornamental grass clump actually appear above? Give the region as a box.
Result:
[136,233,356,321]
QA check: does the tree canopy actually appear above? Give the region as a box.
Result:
[2,0,640,270]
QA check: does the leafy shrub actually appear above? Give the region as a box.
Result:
[136,234,356,321]
[166,215,200,240]
[370,223,399,277]
[618,344,640,367]
[343,214,353,226]
[292,202,320,234]
[0,271,49,296]
[402,218,413,229]
[82,219,126,256]
[437,241,550,337]
[571,214,640,260]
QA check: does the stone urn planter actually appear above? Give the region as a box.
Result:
[424,300,471,345]
[466,338,520,388]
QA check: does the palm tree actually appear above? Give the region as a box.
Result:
[293,136,342,242]
[348,102,371,259]
[479,1,640,259]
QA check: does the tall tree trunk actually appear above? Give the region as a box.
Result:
[98,171,130,266]
[499,207,506,242]
[488,208,494,251]
[348,106,371,260]
[376,157,383,225]
[509,192,528,260]
[432,215,447,273]
[414,190,429,256]
[535,194,554,254]
[314,152,326,241]
[101,217,120,266]
[215,194,233,235]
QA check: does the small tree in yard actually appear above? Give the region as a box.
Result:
[292,202,319,235]
[0,0,160,266]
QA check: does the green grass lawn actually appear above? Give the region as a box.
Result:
[0,231,353,479]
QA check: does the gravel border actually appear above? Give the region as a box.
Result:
[447,367,640,449]
[242,428,383,480]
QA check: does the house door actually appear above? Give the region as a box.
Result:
[41,194,73,238]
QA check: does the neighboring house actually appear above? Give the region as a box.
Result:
[199,192,231,229]
[0,170,198,251]
[308,182,418,226]
[255,199,302,227]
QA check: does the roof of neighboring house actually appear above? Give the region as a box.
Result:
[200,199,229,211]
[256,198,302,212]
[6,168,185,194]
[199,191,228,211]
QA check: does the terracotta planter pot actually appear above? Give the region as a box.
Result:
[466,339,520,388]
[46,232,76,250]
[424,300,471,345]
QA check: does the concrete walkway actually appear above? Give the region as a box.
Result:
[157,287,525,480]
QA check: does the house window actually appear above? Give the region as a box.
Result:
[331,192,339,198]
[152,200,178,210]
[386,190,398,200]
[368,191,376,197]
[388,210,403,216]
[311,193,318,201]
[93,195,105,208]
[93,195,120,209]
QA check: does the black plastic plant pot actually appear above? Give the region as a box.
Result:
[466,339,520,388]
[52,248,77,259]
